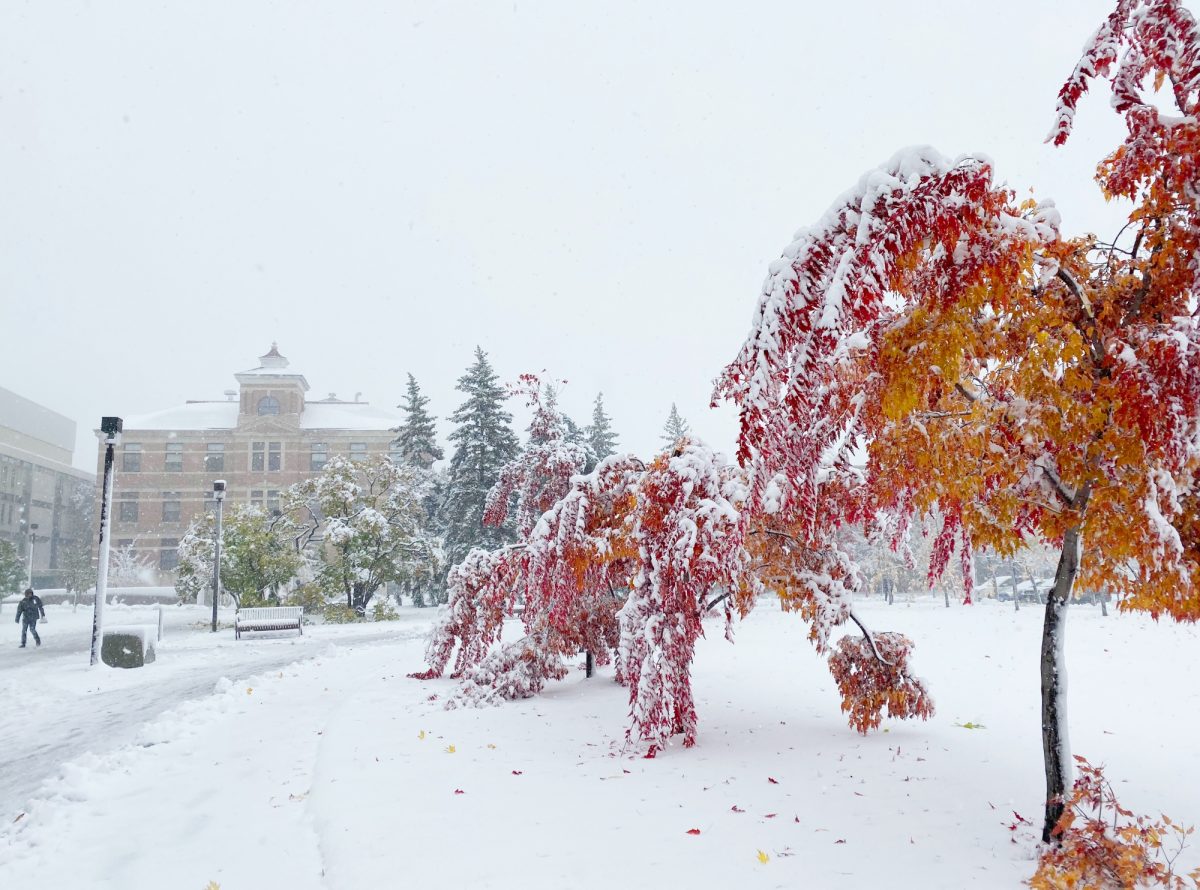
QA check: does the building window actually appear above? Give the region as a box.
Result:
[310,443,328,471]
[257,395,281,416]
[252,442,265,472]
[123,444,142,472]
[119,494,139,522]
[268,442,282,471]
[250,489,264,508]
[205,443,225,472]
[165,442,184,472]
[267,490,281,514]
[160,539,179,571]
[349,442,368,462]
[162,493,182,523]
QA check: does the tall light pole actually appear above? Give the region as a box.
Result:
[212,480,226,633]
[90,417,122,667]
[26,522,39,588]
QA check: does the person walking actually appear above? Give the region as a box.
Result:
[15,588,45,648]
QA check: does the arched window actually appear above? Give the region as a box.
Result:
[257,395,281,416]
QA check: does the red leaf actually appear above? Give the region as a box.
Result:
[731,805,745,813]
[835,839,846,844]
[764,813,778,819]
[511,770,523,776]
[686,828,701,835]
[768,777,779,784]
[794,816,800,823]
[453,789,465,795]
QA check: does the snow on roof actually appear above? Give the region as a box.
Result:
[301,402,399,430]
[125,402,240,431]
[123,400,398,432]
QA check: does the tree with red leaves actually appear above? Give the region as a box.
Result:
[716,0,1200,844]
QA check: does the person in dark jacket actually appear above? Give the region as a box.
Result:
[15,588,45,648]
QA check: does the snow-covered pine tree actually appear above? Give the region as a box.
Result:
[437,347,520,567]
[585,393,618,471]
[660,402,690,447]
[393,373,443,470]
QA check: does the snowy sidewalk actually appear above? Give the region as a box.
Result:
[1,601,1197,889]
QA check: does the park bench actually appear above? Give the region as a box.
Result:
[235,606,304,640]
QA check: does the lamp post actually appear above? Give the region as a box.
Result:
[212,480,226,633]
[90,417,122,667]
[26,522,39,588]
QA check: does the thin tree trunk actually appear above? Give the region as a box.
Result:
[585,650,595,678]
[1100,591,1108,617]
[1041,511,1088,843]
[1011,560,1020,612]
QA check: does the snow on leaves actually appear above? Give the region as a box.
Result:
[827,632,934,734]
[618,442,759,751]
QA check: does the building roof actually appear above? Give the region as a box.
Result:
[123,400,399,432]
[235,342,310,390]
[0,386,77,452]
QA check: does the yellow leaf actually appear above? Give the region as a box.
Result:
[418,730,426,740]
[487,744,496,749]
[756,850,769,864]
[246,688,253,695]
[446,745,456,754]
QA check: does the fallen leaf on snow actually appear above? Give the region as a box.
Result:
[453,789,465,795]
[686,828,701,836]
[487,744,496,749]
[764,813,777,819]
[13,812,25,823]
[835,839,847,844]
[418,730,426,740]
[512,770,523,775]
[756,850,770,864]
[731,805,745,814]
[445,745,456,754]
[767,777,779,785]
[246,688,253,695]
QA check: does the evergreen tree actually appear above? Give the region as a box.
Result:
[661,402,690,447]
[0,540,23,597]
[393,373,443,469]
[438,347,520,567]
[585,393,618,469]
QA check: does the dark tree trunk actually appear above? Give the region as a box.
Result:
[1041,515,1088,843]
[943,587,950,608]
[585,650,595,678]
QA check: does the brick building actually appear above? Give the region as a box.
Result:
[0,386,96,591]
[101,345,400,582]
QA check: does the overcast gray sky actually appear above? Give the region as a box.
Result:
[1,1,1136,472]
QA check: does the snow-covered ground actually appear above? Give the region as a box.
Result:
[1,598,1197,889]
[0,603,425,812]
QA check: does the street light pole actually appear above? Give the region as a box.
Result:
[26,522,39,588]
[90,417,122,667]
[212,480,226,633]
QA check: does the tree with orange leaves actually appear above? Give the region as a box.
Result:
[716,0,1199,845]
